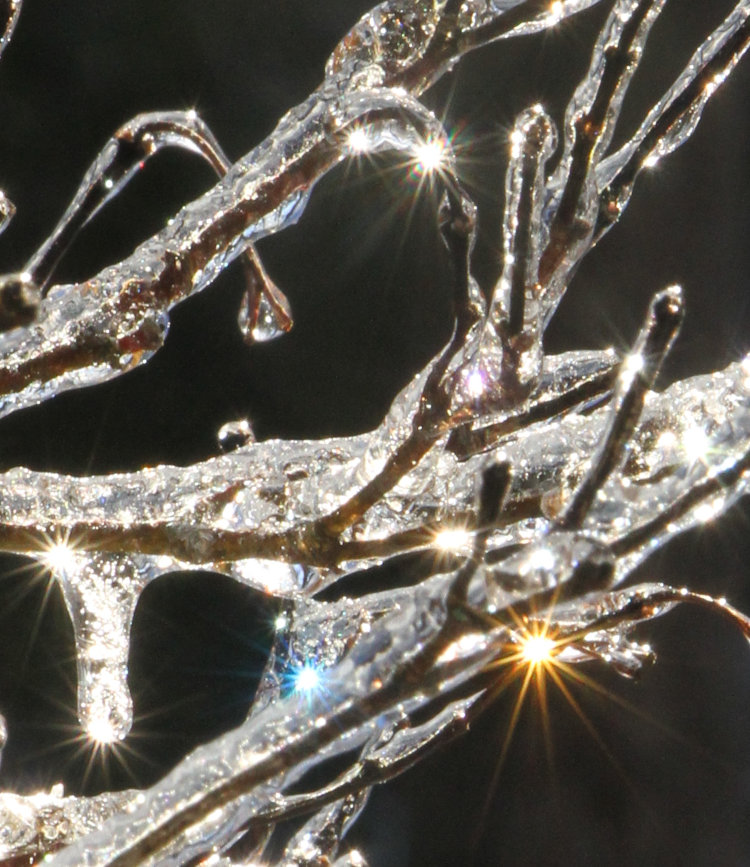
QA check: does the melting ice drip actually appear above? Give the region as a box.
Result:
[0,1,748,865]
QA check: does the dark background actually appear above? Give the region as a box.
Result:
[0,1,749,864]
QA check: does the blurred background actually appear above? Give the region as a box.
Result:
[0,1,749,863]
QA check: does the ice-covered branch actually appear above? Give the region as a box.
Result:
[0,1,748,864]
[0,1,607,414]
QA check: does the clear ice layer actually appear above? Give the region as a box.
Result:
[0,0,748,864]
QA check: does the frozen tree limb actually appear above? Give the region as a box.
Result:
[0,1,748,864]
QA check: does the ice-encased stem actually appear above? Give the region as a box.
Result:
[538,0,666,319]
[0,0,21,61]
[0,1,748,864]
[558,286,683,528]
[0,88,448,421]
[596,0,750,235]
[46,581,501,866]
[494,104,556,336]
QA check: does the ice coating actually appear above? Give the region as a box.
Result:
[596,0,750,231]
[0,353,746,749]
[0,0,748,864]
[0,356,742,560]
[0,85,450,421]
[0,0,21,61]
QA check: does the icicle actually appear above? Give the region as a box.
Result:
[46,551,146,743]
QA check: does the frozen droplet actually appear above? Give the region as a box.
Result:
[217,417,255,452]
[235,248,293,345]
[0,272,40,331]
[238,287,292,343]
[0,190,15,235]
